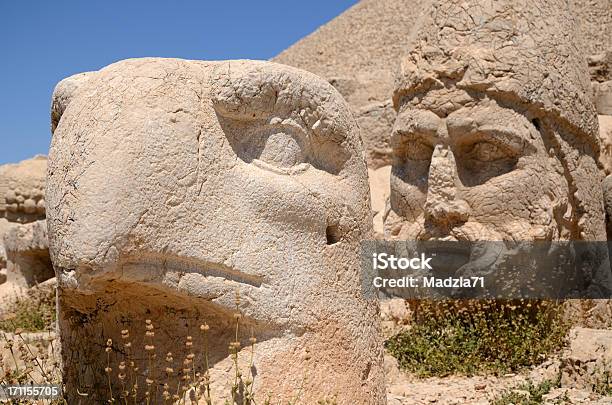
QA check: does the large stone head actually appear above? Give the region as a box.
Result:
[385,0,605,243]
[48,59,384,403]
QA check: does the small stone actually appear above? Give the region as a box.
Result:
[5,189,16,203]
[36,199,45,214]
[23,199,36,214]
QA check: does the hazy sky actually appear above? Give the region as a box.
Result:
[0,0,357,164]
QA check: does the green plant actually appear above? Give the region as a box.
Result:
[385,300,570,377]
[493,379,559,405]
[0,284,56,333]
[591,361,612,396]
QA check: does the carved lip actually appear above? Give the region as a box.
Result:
[120,253,265,288]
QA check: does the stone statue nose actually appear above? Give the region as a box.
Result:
[424,145,470,227]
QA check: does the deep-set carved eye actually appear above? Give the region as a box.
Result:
[456,140,519,186]
[464,141,511,162]
[258,130,305,168]
[247,126,313,175]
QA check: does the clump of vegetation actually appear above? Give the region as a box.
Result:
[493,378,560,405]
[0,284,56,333]
[0,285,62,403]
[385,300,570,377]
[591,361,612,397]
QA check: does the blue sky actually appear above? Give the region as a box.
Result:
[0,0,357,164]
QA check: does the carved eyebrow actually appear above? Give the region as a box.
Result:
[391,130,437,151]
[393,109,440,136]
[450,126,527,155]
[210,76,281,121]
[210,64,352,147]
[209,61,357,173]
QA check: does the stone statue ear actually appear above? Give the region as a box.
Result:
[51,72,94,134]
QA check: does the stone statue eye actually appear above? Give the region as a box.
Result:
[465,141,511,162]
[403,140,433,162]
[257,130,306,169]
[456,139,519,186]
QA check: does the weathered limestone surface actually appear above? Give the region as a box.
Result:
[588,52,611,84]
[378,0,612,300]
[0,156,51,287]
[273,0,611,169]
[598,115,612,174]
[574,0,611,132]
[0,219,9,283]
[573,0,611,74]
[368,166,391,236]
[48,58,385,404]
[561,327,612,390]
[3,220,51,287]
[0,156,47,223]
[273,0,429,168]
[386,0,605,243]
[50,72,94,134]
[594,81,612,115]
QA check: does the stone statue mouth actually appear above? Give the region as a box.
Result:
[119,253,265,289]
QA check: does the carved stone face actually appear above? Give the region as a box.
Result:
[47,59,383,403]
[385,88,570,242]
[385,0,608,244]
